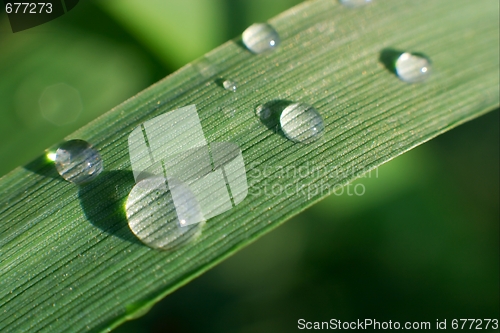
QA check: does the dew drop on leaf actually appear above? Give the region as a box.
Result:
[223,80,238,92]
[125,176,204,250]
[54,139,103,184]
[242,23,280,54]
[280,103,324,143]
[395,52,431,83]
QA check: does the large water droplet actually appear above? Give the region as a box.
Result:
[223,80,238,92]
[125,176,204,250]
[280,103,324,143]
[340,0,373,7]
[395,52,431,83]
[242,23,280,54]
[54,139,103,184]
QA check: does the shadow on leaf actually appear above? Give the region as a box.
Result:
[78,170,144,246]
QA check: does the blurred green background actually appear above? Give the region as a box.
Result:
[0,1,498,332]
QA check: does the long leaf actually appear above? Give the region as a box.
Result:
[0,0,498,332]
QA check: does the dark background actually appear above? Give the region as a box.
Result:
[0,1,498,332]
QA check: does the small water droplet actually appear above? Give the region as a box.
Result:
[242,23,280,54]
[54,140,103,184]
[125,176,204,250]
[340,0,373,7]
[280,103,324,143]
[395,52,431,83]
[223,80,238,92]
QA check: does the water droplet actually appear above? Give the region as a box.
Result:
[395,52,431,83]
[280,103,324,143]
[125,176,204,250]
[54,140,103,184]
[242,23,280,54]
[340,0,373,7]
[223,80,238,92]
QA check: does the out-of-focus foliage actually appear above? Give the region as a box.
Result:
[0,0,304,177]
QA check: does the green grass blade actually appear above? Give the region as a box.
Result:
[0,0,498,332]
